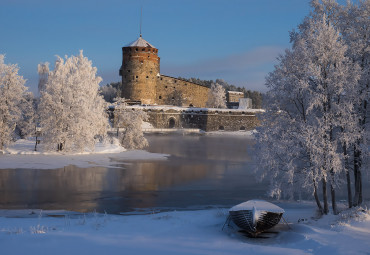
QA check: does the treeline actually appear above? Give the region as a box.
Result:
[178,77,264,109]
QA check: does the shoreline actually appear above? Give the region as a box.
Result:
[0,201,369,255]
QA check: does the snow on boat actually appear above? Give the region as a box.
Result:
[228,200,284,236]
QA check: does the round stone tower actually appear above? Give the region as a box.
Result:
[119,35,160,105]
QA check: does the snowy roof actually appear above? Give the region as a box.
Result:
[229,200,285,213]
[125,36,156,48]
[228,91,244,94]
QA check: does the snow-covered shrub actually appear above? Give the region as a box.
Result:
[30,224,47,234]
[113,99,149,150]
[38,51,108,152]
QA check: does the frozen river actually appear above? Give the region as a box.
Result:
[0,134,269,214]
[0,134,367,214]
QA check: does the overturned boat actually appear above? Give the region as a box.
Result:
[228,200,284,236]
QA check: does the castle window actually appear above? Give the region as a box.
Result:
[172,97,175,100]
[136,76,138,79]
[142,48,145,51]
[127,70,130,73]
[148,56,150,58]
[165,86,167,88]
[136,48,138,51]
[159,96,162,99]
[146,76,149,79]
[161,78,163,80]
[174,80,177,83]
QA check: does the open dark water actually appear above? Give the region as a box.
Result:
[0,134,368,214]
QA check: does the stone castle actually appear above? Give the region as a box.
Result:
[118,35,262,131]
[119,35,209,107]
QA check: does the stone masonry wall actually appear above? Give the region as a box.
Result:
[144,108,261,132]
[155,75,210,108]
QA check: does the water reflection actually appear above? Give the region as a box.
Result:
[0,135,262,213]
[2,134,364,214]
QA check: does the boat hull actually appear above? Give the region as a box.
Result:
[229,210,283,235]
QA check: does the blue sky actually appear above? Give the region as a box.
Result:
[1,0,317,93]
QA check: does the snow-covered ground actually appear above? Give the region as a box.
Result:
[0,138,168,169]
[0,202,369,255]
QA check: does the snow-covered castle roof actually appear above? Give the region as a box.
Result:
[125,35,156,48]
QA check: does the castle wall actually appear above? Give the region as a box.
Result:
[155,75,210,108]
[143,108,261,132]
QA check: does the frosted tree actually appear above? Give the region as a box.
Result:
[113,98,149,150]
[257,14,360,215]
[309,0,370,207]
[338,0,370,206]
[206,83,226,108]
[16,92,37,139]
[37,62,49,96]
[38,51,108,152]
[99,83,118,103]
[0,55,28,150]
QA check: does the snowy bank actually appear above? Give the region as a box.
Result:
[0,139,168,169]
[0,202,369,255]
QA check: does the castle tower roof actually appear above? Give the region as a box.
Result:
[125,36,156,48]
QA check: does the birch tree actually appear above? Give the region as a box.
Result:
[339,0,370,206]
[0,55,28,150]
[257,14,360,215]
[309,0,370,208]
[38,51,108,152]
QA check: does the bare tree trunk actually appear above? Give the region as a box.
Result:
[353,145,362,206]
[330,179,338,215]
[343,144,352,208]
[314,179,323,215]
[322,178,329,214]
[346,171,352,208]
[34,136,38,151]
